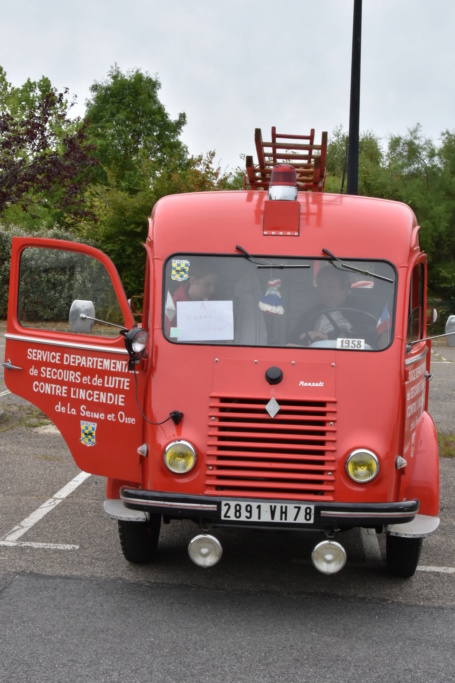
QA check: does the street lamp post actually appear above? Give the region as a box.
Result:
[347,0,362,195]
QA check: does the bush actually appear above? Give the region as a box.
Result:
[0,225,93,319]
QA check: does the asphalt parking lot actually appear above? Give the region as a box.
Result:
[428,340,455,433]
[1,323,455,682]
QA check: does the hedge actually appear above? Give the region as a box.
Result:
[0,226,93,320]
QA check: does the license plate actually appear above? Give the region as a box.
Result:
[220,501,314,524]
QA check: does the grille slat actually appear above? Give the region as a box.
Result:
[206,395,337,501]
[208,469,333,480]
[208,451,334,460]
[207,460,333,473]
[209,422,335,440]
[206,479,335,493]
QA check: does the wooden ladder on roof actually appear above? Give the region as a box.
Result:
[246,127,328,192]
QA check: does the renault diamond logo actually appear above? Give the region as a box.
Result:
[266,397,280,419]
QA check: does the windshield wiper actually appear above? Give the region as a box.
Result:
[236,245,309,269]
[322,248,394,283]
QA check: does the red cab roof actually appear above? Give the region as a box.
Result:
[150,190,420,264]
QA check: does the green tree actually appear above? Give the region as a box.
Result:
[383,126,449,264]
[427,129,455,311]
[325,126,385,195]
[325,125,348,192]
[357,131,388,198]
[0,67,97,227]
[81,66,242,294]
[84,65,187,190]
[386,124,438,186]
[80,66,188,293]
[82,151,243,295]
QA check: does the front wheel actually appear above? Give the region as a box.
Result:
[386,534,423,578]
[118,515,161,564]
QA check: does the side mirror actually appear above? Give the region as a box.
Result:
[69,300,95,333]
[445,315,455,347]
[427,307,438,325]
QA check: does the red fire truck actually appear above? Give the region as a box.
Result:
[3,128,439,577]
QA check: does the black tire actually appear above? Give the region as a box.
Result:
[386,534,423,578]
[118,515,161,564]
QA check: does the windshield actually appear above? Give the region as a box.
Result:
[163,255,396,351]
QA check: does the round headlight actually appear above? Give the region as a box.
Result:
[164,440,196,474]
[346,449,379,483]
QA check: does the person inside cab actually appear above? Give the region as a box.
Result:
[289,265,377,347]
[171,262,218,304]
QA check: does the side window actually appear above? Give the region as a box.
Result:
[18,247,124,337]
[407,263,425,343]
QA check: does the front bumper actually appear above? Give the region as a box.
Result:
[119,487,419,530]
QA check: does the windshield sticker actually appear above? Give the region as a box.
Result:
[376,302,392,334]
[165,290,176,321]
[171,259,190,282]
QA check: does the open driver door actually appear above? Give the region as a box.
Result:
[3,237,146,483]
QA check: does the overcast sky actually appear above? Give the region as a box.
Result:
[2,0,454,171]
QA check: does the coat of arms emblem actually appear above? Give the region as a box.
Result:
[80,421,97,447]
[171,259,190,282]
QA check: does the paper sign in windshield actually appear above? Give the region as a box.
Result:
[176,300,234,341]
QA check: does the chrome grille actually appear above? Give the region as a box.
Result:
[206,395,336,500]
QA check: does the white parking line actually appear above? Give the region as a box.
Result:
[431,350,451,363]
[0,389,11,397]
[417,566,455,574]
[0,471,91,549]
[0,540,80,550]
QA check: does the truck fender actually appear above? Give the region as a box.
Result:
[400,411,439,516]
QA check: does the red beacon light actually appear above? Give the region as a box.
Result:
[268,164,298,201]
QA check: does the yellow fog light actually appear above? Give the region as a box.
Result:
[346,449,379,483]
[164,440,196,474]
